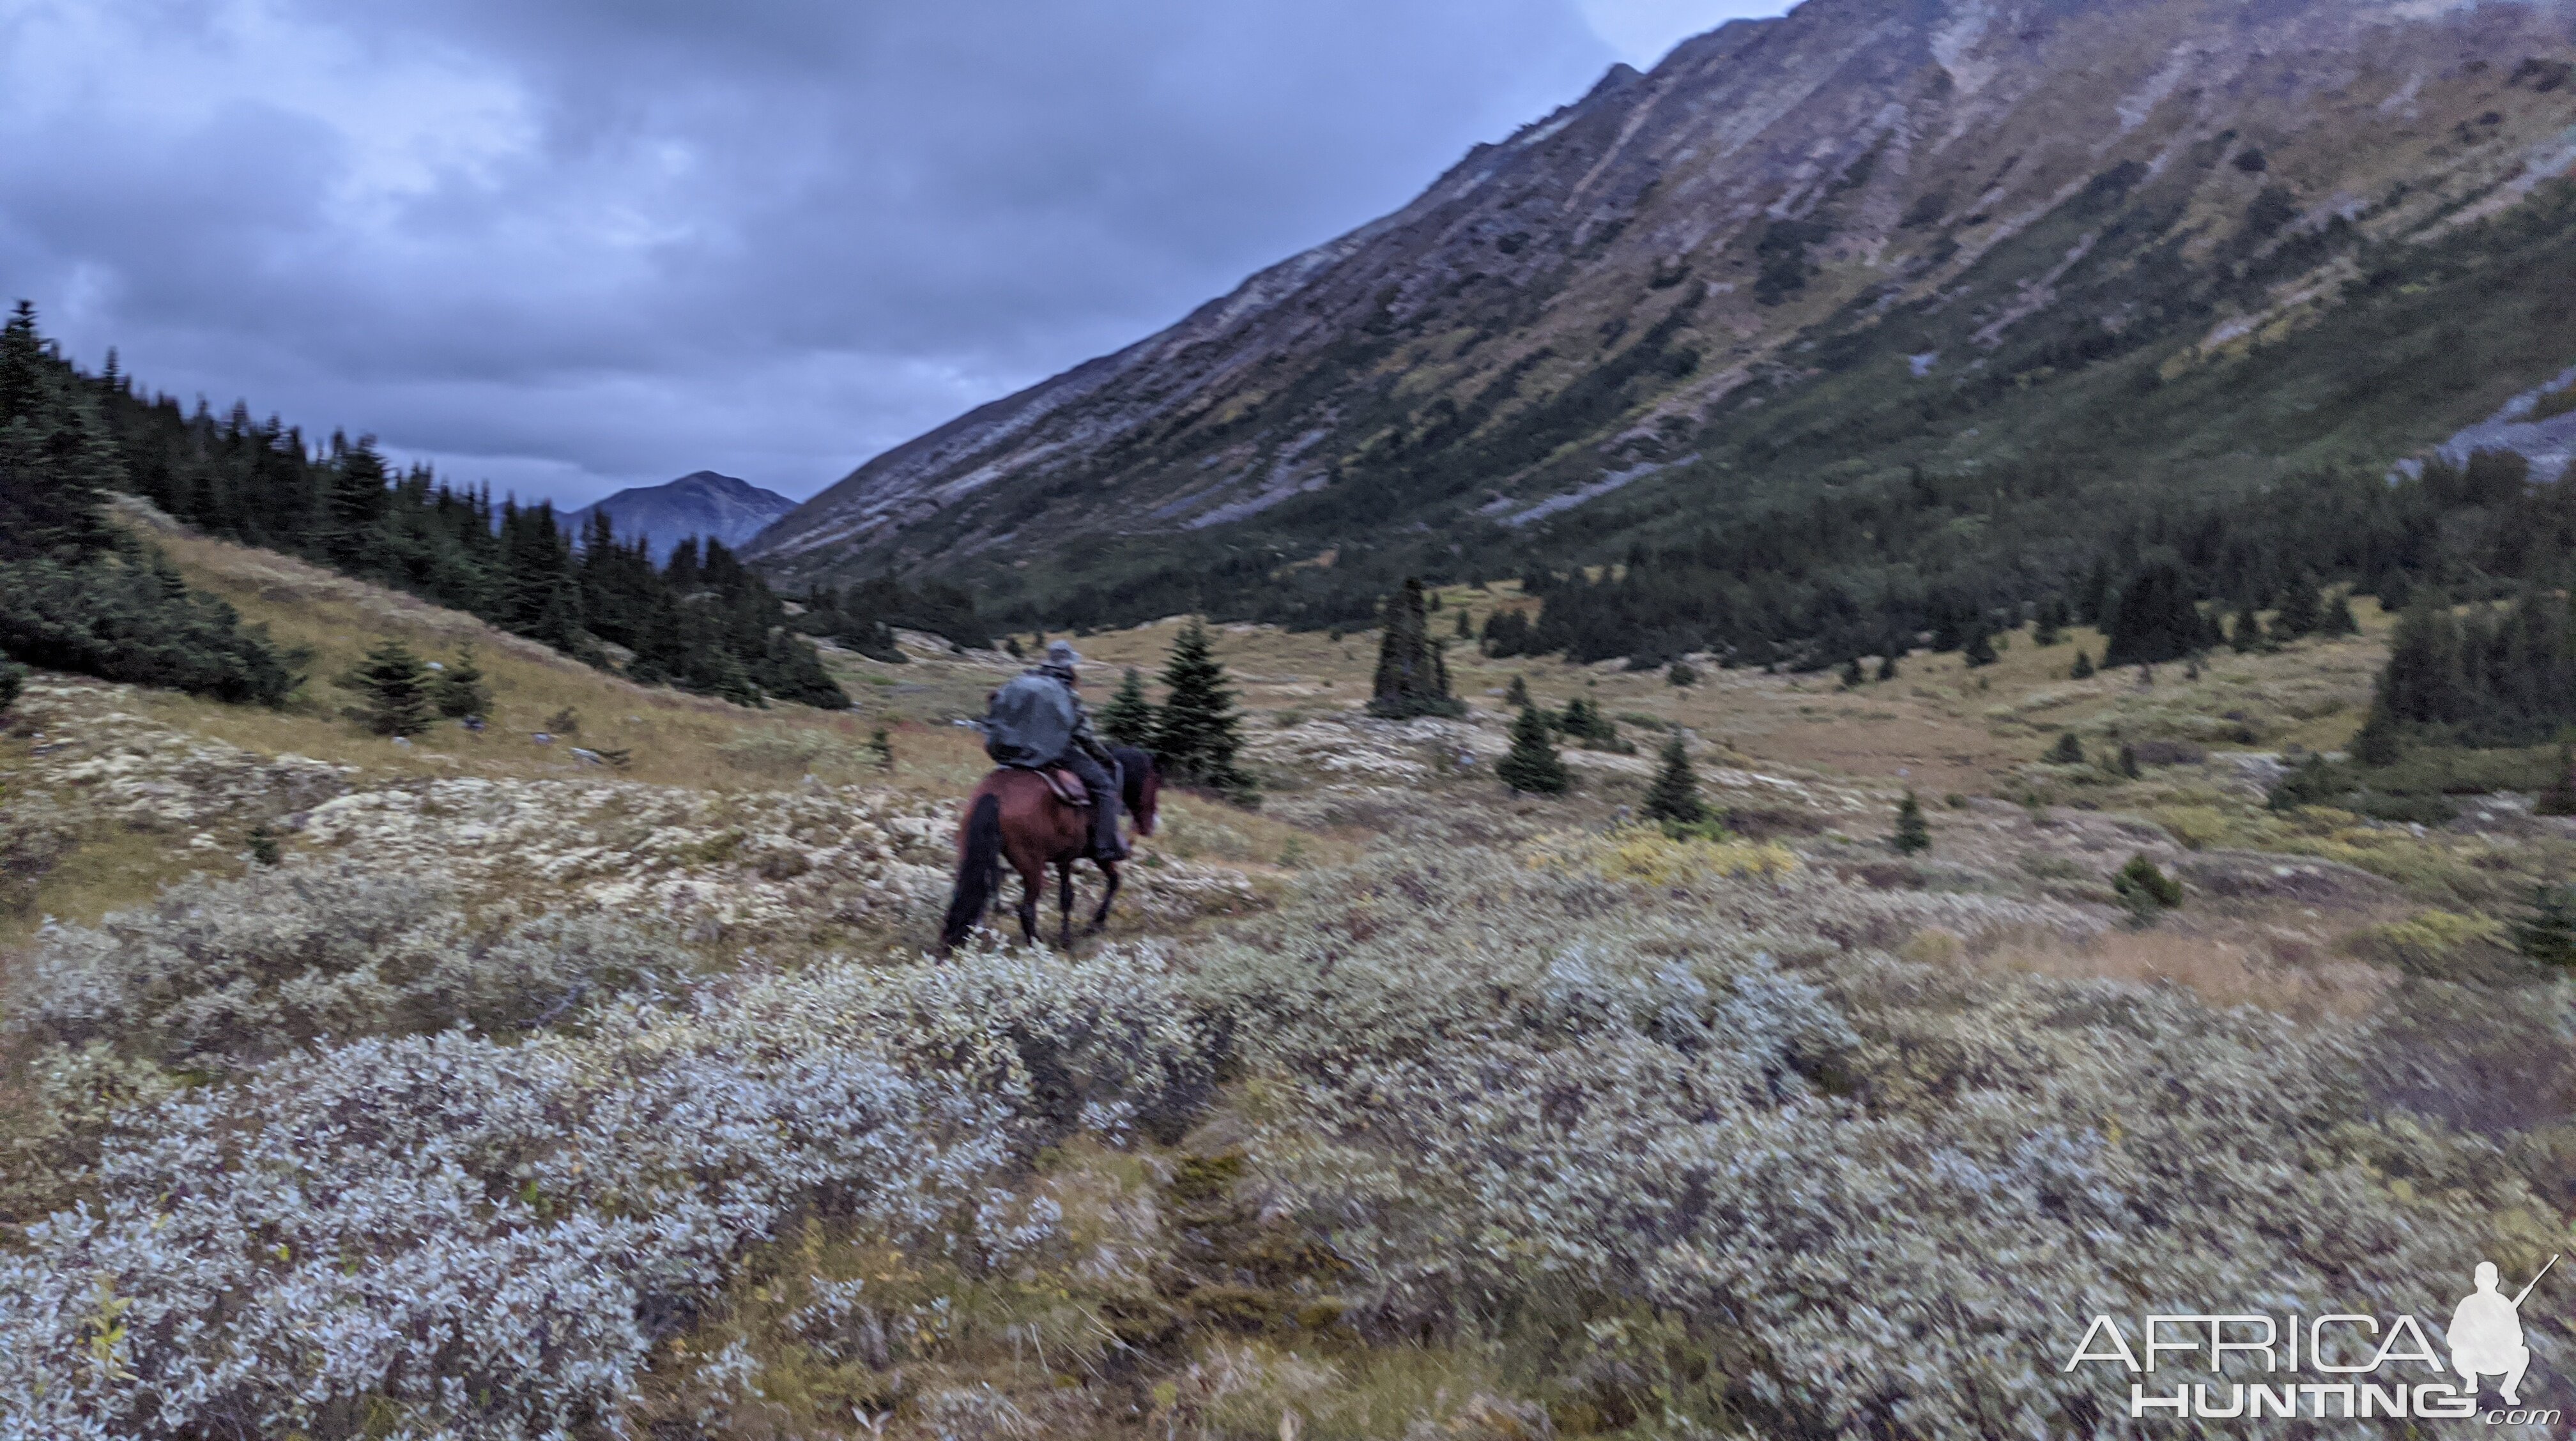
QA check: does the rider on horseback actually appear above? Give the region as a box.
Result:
[982,640,1129,861]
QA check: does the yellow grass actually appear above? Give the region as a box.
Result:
[1973,927,2390,1021]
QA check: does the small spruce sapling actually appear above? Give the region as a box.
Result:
[1891,793,1931,855]
[1877,653,1899,682]
[2070,650,2096,680]
[337,639,435,738]
[1841,656,1865,689]
[431,644,489,719]
[1505,674,1533,708]
[2047,732,2085,765]
[1498,705,1570,795]
[1667,660,1698,689]
[868,724,895,771]
[2113,854,2182,925]
[1641,733,1707,830]
[1151,618,1259,805]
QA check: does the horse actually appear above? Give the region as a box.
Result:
[939,744,1160,950]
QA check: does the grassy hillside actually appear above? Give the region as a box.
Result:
[940,180,2576,656]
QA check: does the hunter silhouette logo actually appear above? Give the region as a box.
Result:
[2450,1256,2555,1407]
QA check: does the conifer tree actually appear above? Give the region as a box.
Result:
[1151,619,1257,804]
[869,724,895,771]
[1100,666,1156,747]
[2114,854,2182,924]
[1505,674,1532,708]
[1963,625,1998,668]
[2274,572,2322,639]
[1498,704,1569,795]
[0,659,21,717]
[1667,660,1698,689]
[2538,743,2576,817]
[1641,733,1705,827]
[2320,590,2359,637]
[2103,563,2211,667]
[431,644,489,719]
[2351,701,2405,768]
[1370,577,1464,718]
[337,639,434,736]
[0,300,120,563]
[321,436,391,572]
[2230,604,2264,653]
[2032,601,2064,648]
[1454,607,1473,639]
[1877,653,1899,682]
[2071,650,2096,680]
[2047,731,2085,765]
[2514,884,2576,968]
[1841,656,1865,689]
[1891,792,1931,855]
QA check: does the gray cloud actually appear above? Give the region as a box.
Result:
[0,0,1650,508]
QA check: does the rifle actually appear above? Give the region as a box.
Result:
[2512,1253,2560,1309]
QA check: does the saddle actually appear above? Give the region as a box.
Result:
[1038,768,1092,809]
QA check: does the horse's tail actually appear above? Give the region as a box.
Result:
[940,791,1004,951]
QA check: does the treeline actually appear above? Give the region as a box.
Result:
[792,576,989,661]
[2364,590,2576,753]
[0,303,304,705]
[1485,448,2574,671]
[12,305,845,710]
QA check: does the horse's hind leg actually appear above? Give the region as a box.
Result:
[1056,860,1077,948]
[1087,860,1121,934]
[1015,864,1041,944]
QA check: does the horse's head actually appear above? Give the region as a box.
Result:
[1112,745,1160,837]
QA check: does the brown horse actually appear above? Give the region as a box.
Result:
[940,745,1160,950]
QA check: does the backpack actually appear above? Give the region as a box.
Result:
[983,673,1077,768]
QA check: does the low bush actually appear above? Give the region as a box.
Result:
[0,919,1215,1439]
[1179,849,2533,1437]
[5,862,679,1076]
[0,554,304,705]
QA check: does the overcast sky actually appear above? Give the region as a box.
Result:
[0,0,1791,510]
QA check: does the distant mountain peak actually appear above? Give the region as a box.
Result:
[569,471,796,563]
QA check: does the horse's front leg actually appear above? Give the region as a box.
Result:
[1087,860,1121,934]
[1016,867,1041,944]
[1056,860,1076,949]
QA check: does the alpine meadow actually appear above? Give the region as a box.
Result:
[7,0,2576,1438]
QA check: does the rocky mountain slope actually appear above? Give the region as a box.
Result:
[568,469,795,562]
[752,0,2576,629]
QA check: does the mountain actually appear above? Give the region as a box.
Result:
[750,0,2576,644]
[569,471,795,563]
